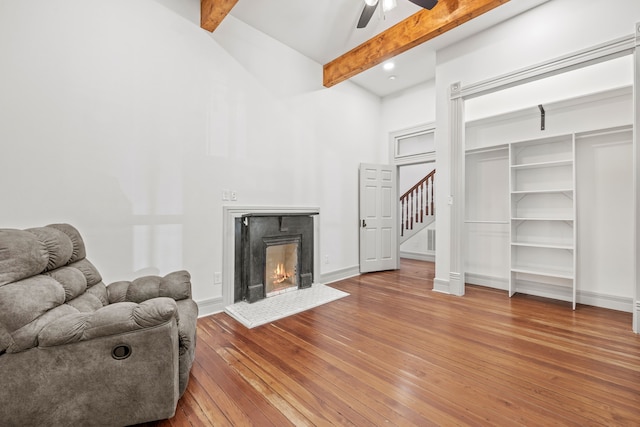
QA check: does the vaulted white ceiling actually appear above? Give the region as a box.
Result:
[228,0,550,97]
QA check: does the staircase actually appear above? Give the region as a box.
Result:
[400,170,435,244]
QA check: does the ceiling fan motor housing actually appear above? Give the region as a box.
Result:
[358,0,438,30]
[408,0,438,10]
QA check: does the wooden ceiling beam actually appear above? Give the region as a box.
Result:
[323,0,510,88]
[201,0,239,32]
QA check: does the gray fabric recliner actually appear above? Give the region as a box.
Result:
[0,223,198,426]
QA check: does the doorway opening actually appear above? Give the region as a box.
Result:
[398,162,436,263]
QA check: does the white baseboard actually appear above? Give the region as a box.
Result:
[198,274,636,319]
[512,280,573,304]
[433,277,450,294]
[399,251,435,262]
[320,265,360,285]
[466,273,634,313]
[465,273,508,291]
[196,296,225,317]
[577,290,633,313]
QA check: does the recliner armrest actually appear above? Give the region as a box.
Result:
[107,270,192,304]
[37,297,177,347]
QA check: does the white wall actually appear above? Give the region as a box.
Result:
[465,148,509,283]
[381,80,436,161]
[576,128,634,304]
[382,80,436,124]
[0,0,382,311]
[434,0,640,294]
[399,163,435,194]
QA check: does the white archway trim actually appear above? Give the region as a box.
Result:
[452,35,635,101]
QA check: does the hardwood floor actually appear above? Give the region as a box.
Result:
[143,259,640,426]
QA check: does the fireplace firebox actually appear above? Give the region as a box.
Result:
[264,236,300,296]
[234,213,317,303]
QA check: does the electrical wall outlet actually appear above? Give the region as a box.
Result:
[214,272,222,284]
[324,255,329,265]
[230,190,237,201]
[222,190,230,201]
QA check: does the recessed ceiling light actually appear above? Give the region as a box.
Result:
[383,62,395,71]
[382,0,397,12]
[389,75,397,80]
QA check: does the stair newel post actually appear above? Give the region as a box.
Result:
[427,174,430,216]
[426,174,430,216]
[415,187,419,224]
[405,194,409,231]
[430,172,435,216]
[401,198,405,236]
[410,192,414,230]
[420,182,424,223]
[424,178,428,216]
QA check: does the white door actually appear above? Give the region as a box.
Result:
[359,163,398,273]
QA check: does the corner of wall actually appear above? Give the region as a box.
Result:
[197,297,225,318]
[433,277,450,294]
[319,266,361,285]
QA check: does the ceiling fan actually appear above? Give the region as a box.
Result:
[357,0,439,29]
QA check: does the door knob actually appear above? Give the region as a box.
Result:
[361,219,367,228]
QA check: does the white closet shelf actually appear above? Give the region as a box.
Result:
[511,242,573,250]
[511,266,574,279]
[511,217,574,222]
[465,220,509,224]
[511,159,573,170]
[511,189,573,195]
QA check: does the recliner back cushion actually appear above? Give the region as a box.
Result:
[24,227,74,272]
[0,276,66,333]
[0,229,48,287]
[0,224,105,353]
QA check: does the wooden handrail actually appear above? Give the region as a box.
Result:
[400,169,435,200]
[400,170,435,237]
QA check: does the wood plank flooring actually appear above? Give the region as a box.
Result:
[142,259,640,426]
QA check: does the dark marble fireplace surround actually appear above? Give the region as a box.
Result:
[234,213,317,303]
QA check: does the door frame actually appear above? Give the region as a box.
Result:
[389,123,437,270]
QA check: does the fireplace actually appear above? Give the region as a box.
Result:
[235,213,317,303]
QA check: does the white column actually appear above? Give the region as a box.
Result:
[633,22,640,333]
[449,82,465,296]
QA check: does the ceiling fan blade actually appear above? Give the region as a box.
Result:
[407,0,438,10]
[357,2,379,29]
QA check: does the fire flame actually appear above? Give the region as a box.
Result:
[272,263,291,284]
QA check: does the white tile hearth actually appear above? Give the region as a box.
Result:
[224,284,349,329]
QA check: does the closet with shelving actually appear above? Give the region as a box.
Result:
[464,87,634,311]
[509,134,576,308]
